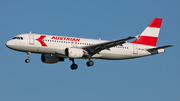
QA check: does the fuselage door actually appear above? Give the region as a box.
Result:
[133,44,138,54]
[29,34,35,45]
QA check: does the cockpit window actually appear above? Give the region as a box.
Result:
[13,37,23,40]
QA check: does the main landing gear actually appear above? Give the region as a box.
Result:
[70,59,78,70]
[69,58,94,70]
[25,52,31,63]
[69,55,94,70]
[86,55,94,67]
[86,60,94,67]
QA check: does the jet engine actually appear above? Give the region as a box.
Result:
[41,54,64,64]
[65,48,84,58]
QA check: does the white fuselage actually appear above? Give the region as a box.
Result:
[6,33,164,60]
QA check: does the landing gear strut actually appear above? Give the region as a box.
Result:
[70,59,78,70]
[86,55,94,67]
[25,52,31,63]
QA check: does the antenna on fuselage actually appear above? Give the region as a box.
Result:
[29,31,32,34]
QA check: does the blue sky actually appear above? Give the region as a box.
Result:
[1,0,179,101]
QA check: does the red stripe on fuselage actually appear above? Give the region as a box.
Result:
[37,35,47,47]
[131,36,158,46]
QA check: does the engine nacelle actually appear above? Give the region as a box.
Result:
[41,54,64,64]
[65,48,84,58]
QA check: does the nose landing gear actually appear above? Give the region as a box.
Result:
[25,59,30,63]
[25,52,31,63]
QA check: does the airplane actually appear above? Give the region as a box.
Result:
[6,18,173,70]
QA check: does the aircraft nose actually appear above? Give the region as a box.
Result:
[6,40,14,48]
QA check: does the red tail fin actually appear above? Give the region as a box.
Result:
[132,18,163,46]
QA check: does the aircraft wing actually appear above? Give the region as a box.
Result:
[80,36,135,56]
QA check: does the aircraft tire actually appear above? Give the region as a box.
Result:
[71,64,78,70]
[25,59,30,63]
[86,61,94,67]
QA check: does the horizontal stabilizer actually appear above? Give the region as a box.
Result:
[147,45,174,51]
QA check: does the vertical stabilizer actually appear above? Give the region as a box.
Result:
[132,18,162,46]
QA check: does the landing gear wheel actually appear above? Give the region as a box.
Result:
[25,59,30,63]
[86,61,94,67]
[25,52,31,63]
[70,64,78,70]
